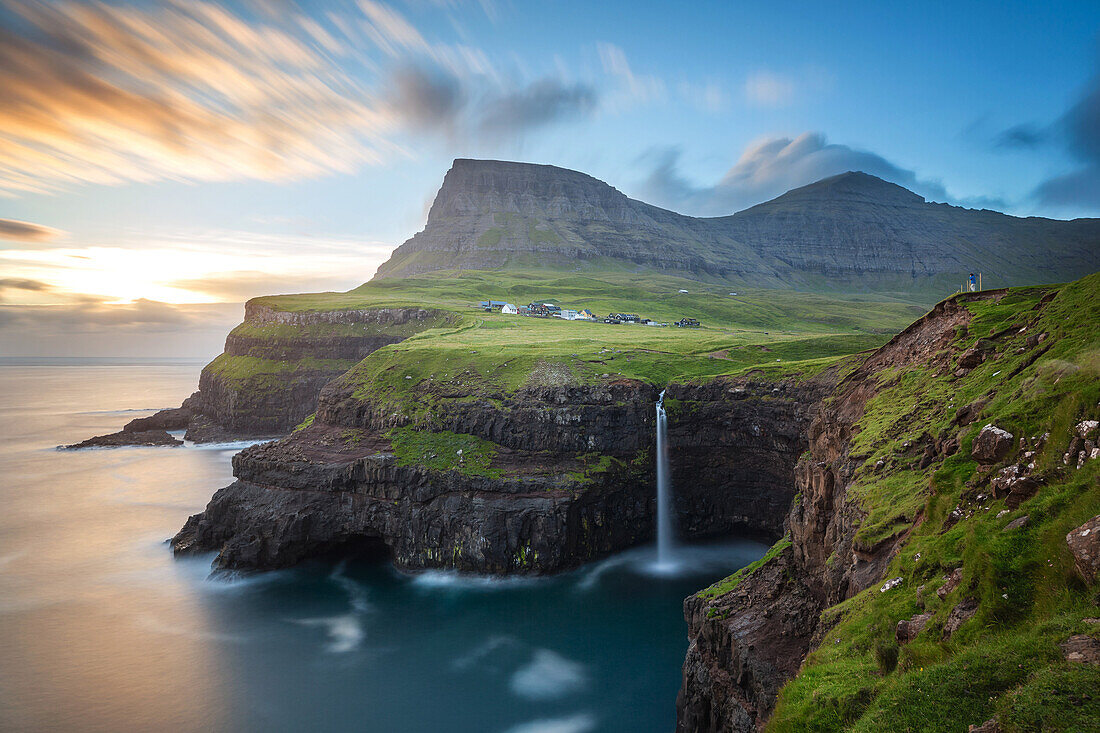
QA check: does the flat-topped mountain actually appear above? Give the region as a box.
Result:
[373,159,1100,300]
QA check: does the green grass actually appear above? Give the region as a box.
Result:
[204,353,355,390]
[232,269,925,421]
[759,272,1100,731]
[251,269,924,332]
[699,537,791,600]
[228,312,453,341]
[386,426,503,478]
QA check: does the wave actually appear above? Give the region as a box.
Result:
[452,635,518,670]
[502,713,596,733]
[409,570,543,592]
[509,649,587,700]
[293,614,363,654]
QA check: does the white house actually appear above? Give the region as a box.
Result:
[501,303,518,315]
[556,309,580,320]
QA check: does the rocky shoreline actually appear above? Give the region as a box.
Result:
[67,305,450,448]
[173,374,832,573]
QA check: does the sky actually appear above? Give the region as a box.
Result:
[1,0,1099,358]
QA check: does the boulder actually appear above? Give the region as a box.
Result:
[62,429,183,449]
[1076,420,1099,440]
[1066,515,1100,584]
[1003,515,1029,531]
[968,719,1002,733]
[895,612,932,644]
[123,404,194,433]
[971,424,1014,464]
[937,567,964,600]
[943,597,979,639]
[1006,478,1039,509]
[1060,635,1100,665]
[957,347,984,369]
[954,398,988,426]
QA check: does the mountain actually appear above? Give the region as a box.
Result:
[373,159,1100,299]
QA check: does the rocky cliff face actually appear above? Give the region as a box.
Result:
[71,304,450,446]
[374,160,1100,298]
[674,276,1100,731]
[184,304,449,439]
[676,295,980,731]
[173,373,834,573]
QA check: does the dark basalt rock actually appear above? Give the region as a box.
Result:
[174,375,833,574]
[374,159,1100,296]
[62,429,182,449]
[68,306,447,447]
[677,294,982,732]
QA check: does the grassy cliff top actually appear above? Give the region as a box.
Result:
[238,269,930,406]
[753,271,1100,731]
[251,269,927,330]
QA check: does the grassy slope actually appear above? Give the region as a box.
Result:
[241,269,924,403]
[759,273,1100,732]
[242,270,923,426]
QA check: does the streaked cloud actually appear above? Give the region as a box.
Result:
[0,228,393,305]
[0,277,53,302]
[677,80,730,112]
[638,133,953,215]
[0,0,392,196]
[478,79,597,134]
[0,299,243,358]
[744,71,795,107]
[384,64,597,141]
[1032,69,1100,211]
[0,218,63,242]
[167,270,361,301]
[994,123,1047,150]
[598,43,665,107]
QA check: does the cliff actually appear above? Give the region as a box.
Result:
[172,373,835,573]
[677,272,1100,731]
[70,302,453,447]
[374,160,1100,299]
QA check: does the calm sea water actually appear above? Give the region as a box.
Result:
[0,364,767,733]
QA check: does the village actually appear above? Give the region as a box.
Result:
[478,299,701,328]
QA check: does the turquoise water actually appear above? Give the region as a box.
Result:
[0,364,767,733]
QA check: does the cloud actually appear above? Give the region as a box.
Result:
[0,299,243,358]
[0,0,394,196]
[167,270,360,300]
[597,43,664,107]
[0,277,54,302]
[384,64,597,140]
[994,123,1047,150]
[0,278,52,293]
[0,218,63,242]
[638,133,951,216]
[509,649,587,700]
[1031,70,1100,211]
[502,714,597,733]
[386,64,467,133]
[478,79,597,134]
[677,80,730,112]
[744,71,795,107]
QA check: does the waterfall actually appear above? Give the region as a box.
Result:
[655,390,674,567]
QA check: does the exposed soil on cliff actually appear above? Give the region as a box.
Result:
[677,274,1100,732]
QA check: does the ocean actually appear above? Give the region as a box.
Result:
[0,362,767,733]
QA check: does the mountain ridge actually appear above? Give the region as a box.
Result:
[373,159,1100,301]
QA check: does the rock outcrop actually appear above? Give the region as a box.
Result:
[374,160,1100,298]
[677,291,991,731]
[62,429,183,449]
[73,304,451,446]
[1066,515,1100,584]
[174,374,833,573]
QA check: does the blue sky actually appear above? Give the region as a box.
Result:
[1,0,1098,355]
